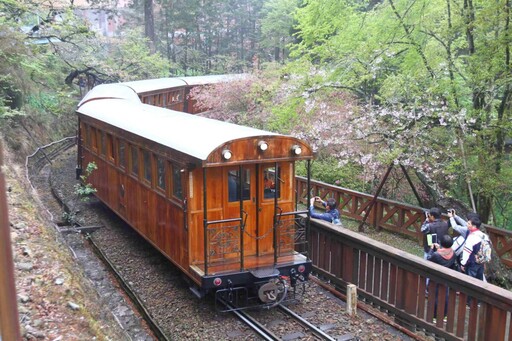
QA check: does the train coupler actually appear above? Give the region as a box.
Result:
[215,285,248,312]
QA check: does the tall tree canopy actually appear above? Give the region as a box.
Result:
[287,0,511,225]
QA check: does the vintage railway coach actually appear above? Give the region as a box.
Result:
[76,80,314,309]
[121,74,240,114]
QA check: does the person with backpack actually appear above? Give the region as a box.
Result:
[309,196,342,226]
[460,216,491,281]
[448,210,480,271]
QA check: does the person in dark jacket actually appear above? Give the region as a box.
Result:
[309,196,342,226]
[427,234,456,269]
[421,207,450,259]
[427,234,456,321]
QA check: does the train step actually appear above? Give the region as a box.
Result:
[250,267,279,279]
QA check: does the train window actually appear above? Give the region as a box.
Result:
[100,131,106,156]
[263,166,280,199]
[156,157,165,191]
[107,134,114,161]
[143,149,151,183]
[172,164,183,199]
[84,124,90,147]
[228,169,251,202]
[91,127,98,151]
[118,140,126,169]
[130,145,139,177]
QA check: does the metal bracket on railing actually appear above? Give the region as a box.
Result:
[275,207,283,226]
[241,210,248,231]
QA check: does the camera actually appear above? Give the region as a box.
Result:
[424,211,430,218]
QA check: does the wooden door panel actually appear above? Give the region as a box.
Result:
[224,167,257,257]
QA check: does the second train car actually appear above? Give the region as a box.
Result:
[76,77,314,310]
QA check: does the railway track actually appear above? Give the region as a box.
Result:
[277,304,338,340]
[27,142,259,340]
[222,299,353,340]
[25,139,416,341]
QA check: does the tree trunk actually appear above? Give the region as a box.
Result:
[144,0,156,54]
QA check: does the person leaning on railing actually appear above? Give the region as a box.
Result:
[309,196,342,226]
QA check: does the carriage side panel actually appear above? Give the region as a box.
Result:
[78,115,193,277]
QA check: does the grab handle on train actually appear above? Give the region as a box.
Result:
[242,210,248,230]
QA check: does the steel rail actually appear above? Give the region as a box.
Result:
[25,140,168,341]
[218,299,280,341]
[83,232,170,341]
[278,304,337,341]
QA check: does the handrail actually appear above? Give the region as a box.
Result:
[296,176,512,268]
[206,217,243,225]
[309,219,512,340]
[277,209,308,217]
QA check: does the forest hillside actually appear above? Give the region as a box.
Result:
[0,0,510,229]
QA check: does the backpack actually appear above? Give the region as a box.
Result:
[475,234,492,264]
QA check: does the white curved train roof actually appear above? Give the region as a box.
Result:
[77,82,278,161]
[121,74,243,94]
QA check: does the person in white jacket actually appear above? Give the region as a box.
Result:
[448,211,480,257]
[460,216,486,281]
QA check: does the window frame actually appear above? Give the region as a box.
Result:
[106,133,115,163]
[171,163,183,200]
[129,144,139,179]
[142,148,152,186]
[155,155,166,194]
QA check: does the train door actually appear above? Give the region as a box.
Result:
[224,166,258,257]
[257,164,278,255]
[221,163,294,262]
[258,163,294,256]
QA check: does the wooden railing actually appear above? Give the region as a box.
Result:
[296,176,512,268]
[309,219,512,340]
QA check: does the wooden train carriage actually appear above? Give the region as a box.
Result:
[122,78,187,111]
[76,83,313,301]
[122,75,242,114]
[179,75,243,114]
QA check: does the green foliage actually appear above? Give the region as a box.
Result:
[108,29,170,80]
[64,162,97,225]
[296,157,367,193]
[286,0,512,225]
[75,162,98,200]
[267,97,304,134]
[260,0,299,62]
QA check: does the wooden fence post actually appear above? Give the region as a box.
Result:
[347,283,357,316]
